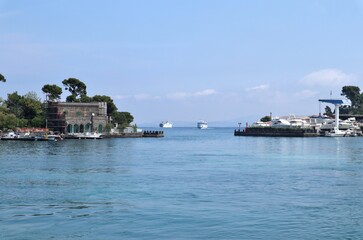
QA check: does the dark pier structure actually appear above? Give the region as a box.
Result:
[234,127,318,137]
[142,131,164,137]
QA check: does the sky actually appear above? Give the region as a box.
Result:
[1,0,363,126]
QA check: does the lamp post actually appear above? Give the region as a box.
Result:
[238,122,241,131]
[91,113,95,133]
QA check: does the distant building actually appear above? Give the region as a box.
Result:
[46,102,108,134]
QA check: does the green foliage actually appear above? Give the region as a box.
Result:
[0,112,17,130]
[92,95,118,115]
[112,111,134,126]
[65,95,77,102]
[2,91,45,129]
[30,116,45,127]
[21,92,43,120]
[6,92,23,118]
[0,73,6,82]
[325,106,333,117]
[42,84,62,101]
[132,124,138,132]
[340,86,363,114]
[80,94,92,103]
[260,116,271,122]
[105,123,114,132]
[62,78,87,102]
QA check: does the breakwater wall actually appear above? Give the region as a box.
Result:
[234,127,319,137]
[142,131,164,137]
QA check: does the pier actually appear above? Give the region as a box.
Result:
[234,127,319,137]
[104,131,164,138]
[142,131,164,138]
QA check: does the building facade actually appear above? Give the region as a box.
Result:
[46,102,108,134]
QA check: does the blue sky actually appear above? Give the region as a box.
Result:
[1,0,363,126]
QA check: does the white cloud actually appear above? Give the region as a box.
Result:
[194,89,217,97]
[294,90,318,98]
[245,84,269,92]
[114,89,217,101]
[133,94,161,100]
[166,89,217,100]
[166,92,190,100]
[300,69,356,87]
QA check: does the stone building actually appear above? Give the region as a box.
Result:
[46,102,108,134]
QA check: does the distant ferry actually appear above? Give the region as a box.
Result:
[197,120,208,129]
[159,121,173,128]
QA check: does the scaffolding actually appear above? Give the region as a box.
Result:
[45,102,67,133]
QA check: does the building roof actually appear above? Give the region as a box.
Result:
[318,99,351,106]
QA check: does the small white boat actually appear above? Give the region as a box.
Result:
[325,128,357,137]
[159,121,173,128]
[1,131,19,140]
[271,118,291,128]
[197,120,208,129]
[67,132,103,139]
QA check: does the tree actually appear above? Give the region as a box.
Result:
[0,112,17,130]
[21,92,43,121]
[62,78,87,102]
[341,86,361,111]
[0,73,6,82]
[92,95,118,115]
[325,106,333,117]
[42,84,63,101]
[112,111,134,127]
[4,91,45,128]
[80,94,92,103]
[6,92,23,118]
[260,116,271,122]
[341,86,363,114]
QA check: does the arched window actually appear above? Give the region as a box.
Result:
[80,124,84,133]
[98,124,103,133]
[74,124,79,133]
[67,124,73,133]
[86,123,91,133]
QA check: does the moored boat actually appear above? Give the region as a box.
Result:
[324,128,358,137]
[65,132,103,139]
[0,129,58,141]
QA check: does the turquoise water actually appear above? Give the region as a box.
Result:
[1,127,363,239]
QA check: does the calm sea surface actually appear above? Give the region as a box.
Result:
[1,127,363,239]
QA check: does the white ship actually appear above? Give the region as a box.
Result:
[197,120,208,129]
[159,121,173,128]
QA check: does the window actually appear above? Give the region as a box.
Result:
[74,124,79,133]
[67,124,73,133]
[98,124,103,133]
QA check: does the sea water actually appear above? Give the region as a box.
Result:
[1,127,363,239]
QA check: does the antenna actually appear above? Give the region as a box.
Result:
[319,101,321,117]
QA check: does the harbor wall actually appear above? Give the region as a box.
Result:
[234,127,319,137]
